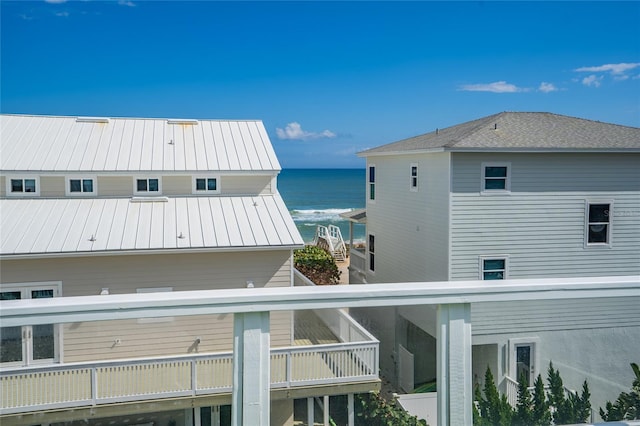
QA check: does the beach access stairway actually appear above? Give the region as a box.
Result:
[313,225,347,261]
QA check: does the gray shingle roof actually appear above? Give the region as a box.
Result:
[359,112,640,155]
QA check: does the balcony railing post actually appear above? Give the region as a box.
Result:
[231,311,270,426]
[437,303,472,426]
[91,367,98,405]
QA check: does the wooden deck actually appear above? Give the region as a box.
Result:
[294,310,340,345]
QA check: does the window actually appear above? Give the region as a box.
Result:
[66,177,96,196]
[480,257,508,280]
[7,177,39,196]
[410,163,418,191]
[134,177,161,195]
[368,234,375,272]
[0,283,60,366]
[192,177,220,194]
[368,165,376,201]
[481,162,511,193]
[586,202,611,246]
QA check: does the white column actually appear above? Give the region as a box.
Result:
[348,393,355,426]
[323,395,329,426]
[436,303,472,426]
[307,397,314,426]
[231,312,270,426]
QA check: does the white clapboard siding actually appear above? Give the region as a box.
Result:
[365,153,451,284]
[471,297,640,336]
[450,152,640,280]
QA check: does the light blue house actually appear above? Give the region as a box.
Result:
[348,112,640,419]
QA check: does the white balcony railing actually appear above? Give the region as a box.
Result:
[1,341,377,415]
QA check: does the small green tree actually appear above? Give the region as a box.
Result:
[600,362,640,421]
[294,245,341,285]
[513,371,533,425]
[475,366,514,426]
[531,374,552,426]
[356,392,427,426]
[547,362,572,425]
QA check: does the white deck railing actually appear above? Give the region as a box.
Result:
[1,341,378,415]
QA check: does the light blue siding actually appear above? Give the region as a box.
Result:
[450,153,640,280]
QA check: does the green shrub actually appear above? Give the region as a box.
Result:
[294,245,341,285]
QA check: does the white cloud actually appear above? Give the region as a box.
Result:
[276,122,337,141]
[538,82,558,93]
[118,0,136,6]
[458,81,526,93]
[575,62,640,75]
[582,74,603,88]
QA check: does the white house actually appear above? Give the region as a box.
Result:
[348,112,640,419]
[0,114,380,426]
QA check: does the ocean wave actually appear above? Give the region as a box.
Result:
[290,208,355,222]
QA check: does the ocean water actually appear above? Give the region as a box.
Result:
[278,169,366,244]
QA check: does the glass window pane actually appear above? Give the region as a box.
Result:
[485,166,507,178]
[485,178,506,190]
[412,177,418,187]
[196,178,206,191]
[369,183,375,200]
[24,179,36,192]
[368,234,375,253]
[411,166,417,177]
[32,289,54,299]
[1,291,21,300]
[369,166,375,183]
[83,179,93,192]
[207,178,217,191]
[589,224,608,243]
[11,179,23,192]
[148,179,159,192]
[589,204,610,223]
[137,179,147,191]
[483,271,504,280]
[369,253,375,271]
[69,179,82,192]
[32,324,55,360]
[484,259,505,271]
[0,327,23,363]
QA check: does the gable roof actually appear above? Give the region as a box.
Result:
[359,112,640,156]
[0,194,303,258]
[0,114,281,172]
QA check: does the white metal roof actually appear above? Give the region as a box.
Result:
[0,195,303,257]
[0,114,281,172]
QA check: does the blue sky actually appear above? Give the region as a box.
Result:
[2,1,639,168]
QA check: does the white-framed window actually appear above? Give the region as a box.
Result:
[6,176,40,196]
[192,176,220,194]
[585,201,612,247]
[368,164,376,202]
[481,162,511,193]
[0,282,61,366]
[65,177,97,196]
[136,287,174,323]
[480,256,509,280]
[368,233,376,272]
[410,163,418,191]
[134,177,161,195]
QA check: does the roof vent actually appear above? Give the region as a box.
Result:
[167,119,198,125]
[76,117,110,123]
[494,123,498,130]
[130,196,169,203]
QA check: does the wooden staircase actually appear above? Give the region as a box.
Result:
[313,225,347,261]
